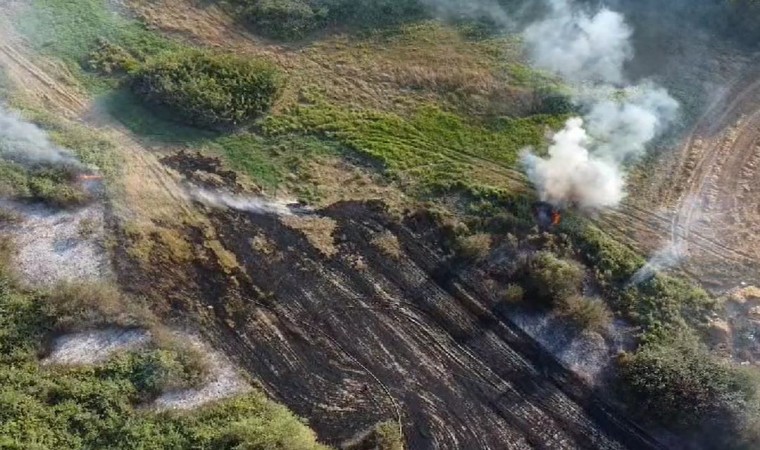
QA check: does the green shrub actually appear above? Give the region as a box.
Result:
[455,233,492,262]
[132,50,283,128]
[520,251,584,306]
[619,331,760,446]
[234,0,425,40]
[555,295,612,333]
[242,0,324,40]
[500,283,525,304]
[86,39,140,75]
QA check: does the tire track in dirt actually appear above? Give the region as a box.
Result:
[0,40,87,116]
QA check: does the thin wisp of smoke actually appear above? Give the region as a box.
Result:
[520,0,679,211]
[629,241,686,285]
[190,188,306,217]
[0,105,82,168]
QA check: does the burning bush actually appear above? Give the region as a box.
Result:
[131,50,283,129]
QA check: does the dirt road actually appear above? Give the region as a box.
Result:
[596,62,760,290]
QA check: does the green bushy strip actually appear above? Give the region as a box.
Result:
[265,100,563,194]
[132,51,283,129]
[233,0,426,40]
[241,0,328,40]
[0,161,90,208]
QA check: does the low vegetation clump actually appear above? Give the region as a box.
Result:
[555,295,612,334]
[132,51,284,128]
[231,0,426,39]
[519,251,585,307]
[0,161,90,208]
[619,330,760,447]
[454,233,492,262]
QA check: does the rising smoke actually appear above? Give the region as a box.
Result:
[629,241,685,285]
[520,0,679,210]
[0,105,82,168]
[523,0,633,85]
[191,188,304,217]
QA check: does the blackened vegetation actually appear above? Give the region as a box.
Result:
[114,192,663,448]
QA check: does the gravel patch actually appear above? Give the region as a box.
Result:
[44,328,151,365]
[0,199,111,286]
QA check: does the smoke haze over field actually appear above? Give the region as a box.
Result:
[524,0,633,85]
[520,0,679,210]
[0,105,81,167]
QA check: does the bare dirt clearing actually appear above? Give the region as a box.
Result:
[0,199,111,286]
[43,328,150,365]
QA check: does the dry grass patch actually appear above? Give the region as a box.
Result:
[205,239,242,275]
[371,230,402,259]
[555,295,613,335]
[250,233,278,256]
[281,215,338,257]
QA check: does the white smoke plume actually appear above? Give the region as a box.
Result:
[523,0,633,85]
[629,241,686,285]
[521,118,624,209]
[191,188,305,217]
[521,0,679,210]
[0,105,81,167]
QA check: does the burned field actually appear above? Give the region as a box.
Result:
[106,153,659,449]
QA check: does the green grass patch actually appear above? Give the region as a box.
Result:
[208,133,341,192]
[265,100,564,194]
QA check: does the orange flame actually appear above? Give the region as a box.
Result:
[551,211,561,226]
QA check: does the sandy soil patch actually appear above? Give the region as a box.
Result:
[43,328,151,365]
[0,199,111,286]
[153,335,251,411]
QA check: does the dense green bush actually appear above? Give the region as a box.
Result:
[233,0,426,40]
[131,50,283,128]
[242,0,326,40]
[520,251,584,307]
[619,331,760,447]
